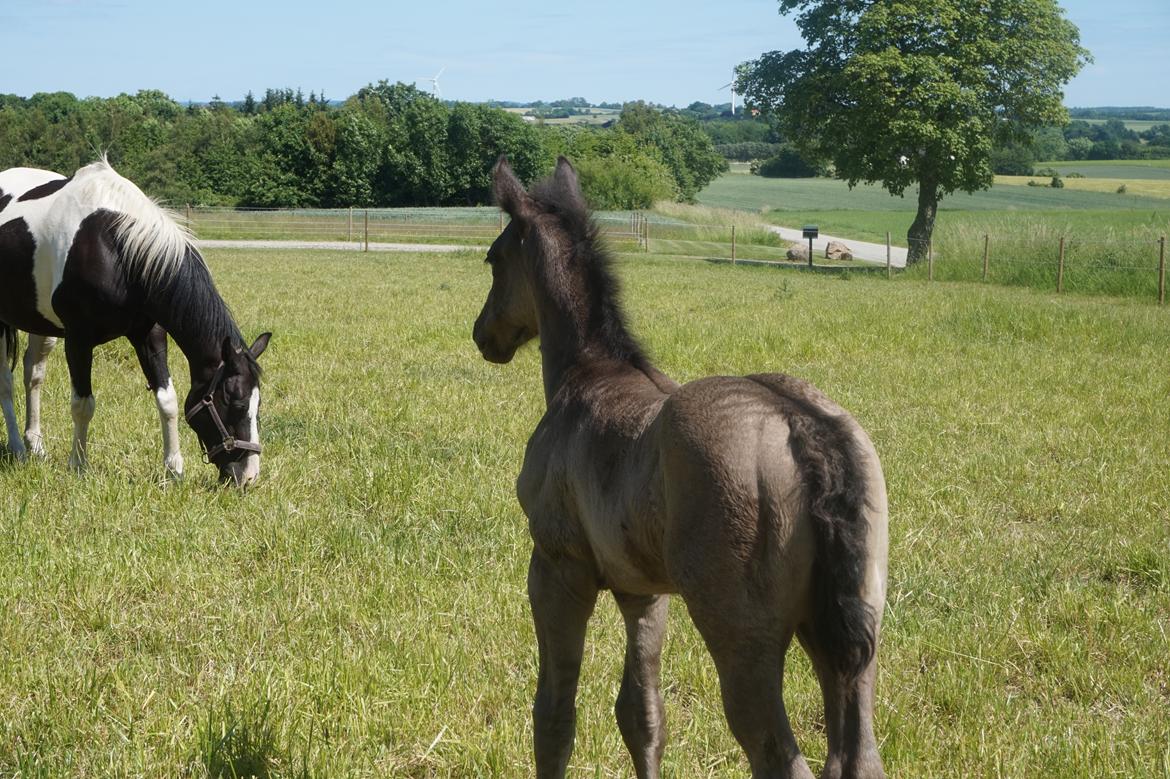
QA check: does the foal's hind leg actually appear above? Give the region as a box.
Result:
[130,324,183,478]
[23,334,57,457]
[688,606,813,779]
[613,591,669,779]
[0,331,24,458]
[527,549,599,779]
[797,626,884,779]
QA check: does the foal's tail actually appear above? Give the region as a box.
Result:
[753,375,879,680]
[1,323,15,372]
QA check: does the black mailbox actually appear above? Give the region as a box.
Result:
[802,225,819,239]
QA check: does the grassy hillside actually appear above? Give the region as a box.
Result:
[1,248,1167,777]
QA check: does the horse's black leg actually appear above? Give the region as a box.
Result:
[528,548,598,779]
[613,591,669,779]
[0,328,23,458]
[129,323,182,478]
[797,626,884,779]
[22,334,57,457]
[62,337,95,473]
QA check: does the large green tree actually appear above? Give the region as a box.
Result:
[739,0,1089,262]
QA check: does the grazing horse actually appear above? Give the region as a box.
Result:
[473,157,888,779]
[0,160,271,485]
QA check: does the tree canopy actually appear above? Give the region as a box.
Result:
[739,0,1089,261]
[0,86,724,211]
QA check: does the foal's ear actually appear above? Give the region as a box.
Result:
[493,155,533,224]
[249,332,272,359]
[553,156,584,201]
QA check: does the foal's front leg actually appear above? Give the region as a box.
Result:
[614,591,670,779]
[528,549,599,779]
[130,324,183,478]
[23,334,57,457]
[63,338,96,473]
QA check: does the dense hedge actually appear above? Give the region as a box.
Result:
[0,86,726,210]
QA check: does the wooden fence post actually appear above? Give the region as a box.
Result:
[1057,236,1065,293]
[731,225,736,264]
[982,234,990,282]
[644,219,650,253]
[886,231,892,279]
[185,204,192,231]
[364,210,369,252]
[1159,236,1166,305]
[928,240,934,281]
[498,210,504,233]
[348,207,353,242]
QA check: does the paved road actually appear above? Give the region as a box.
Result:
[198,239,485,253]
[765,225,908,268]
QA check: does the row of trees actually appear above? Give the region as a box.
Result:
[0,85,725,210]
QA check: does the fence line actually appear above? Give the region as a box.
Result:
[184,205,1169,303]
[906,233,1168,303]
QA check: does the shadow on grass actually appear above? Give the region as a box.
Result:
[194,700,311,779]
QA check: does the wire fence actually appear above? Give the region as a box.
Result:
[183,206,1168,304]
[184,205,648,251]
[906,234,1167,303]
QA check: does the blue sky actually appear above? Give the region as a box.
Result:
[1,0,1166,108]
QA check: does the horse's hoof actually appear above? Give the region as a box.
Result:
[24,435,46,459]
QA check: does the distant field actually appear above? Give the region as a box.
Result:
[696,173,1170,214]
[996,175,1170,199]
[1075,118,1165,133]
[1036,159,1170,180]
[501,107,618,125]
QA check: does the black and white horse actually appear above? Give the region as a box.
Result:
[0,160,270,485]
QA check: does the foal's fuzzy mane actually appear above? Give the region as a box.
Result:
[527,174,649,369]
[69,157,196,290]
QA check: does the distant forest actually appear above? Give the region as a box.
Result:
[0,84,728,210]
[3,84,1166,203]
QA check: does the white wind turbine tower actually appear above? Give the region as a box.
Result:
[718,74,737,115]
[421,66,445,99]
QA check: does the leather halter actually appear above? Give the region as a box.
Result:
[184,361,261,461]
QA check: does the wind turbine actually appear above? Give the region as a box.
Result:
[718,74,737,115]
[420,66,445,99]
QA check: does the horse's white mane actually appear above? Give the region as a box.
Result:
[68,156,196,289]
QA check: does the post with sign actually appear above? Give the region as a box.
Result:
[803,225,818,269]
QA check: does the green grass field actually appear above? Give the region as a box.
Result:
[697,171,1170,215]
[1,248,1167,777]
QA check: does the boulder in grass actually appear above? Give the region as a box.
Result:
[825,240,853,260]
[786,243,809,261]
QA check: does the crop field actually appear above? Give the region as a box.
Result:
[995,175,1170,199]
[1036,160,1170,180]
[1,247,1167,777]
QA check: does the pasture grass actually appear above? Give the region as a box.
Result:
[1,248,1168,777]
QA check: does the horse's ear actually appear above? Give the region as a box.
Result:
[493,155,533,225]
[221,336,236,362]
[553,156,583,201]
[249,332,272,359]
[547,156,585,210]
